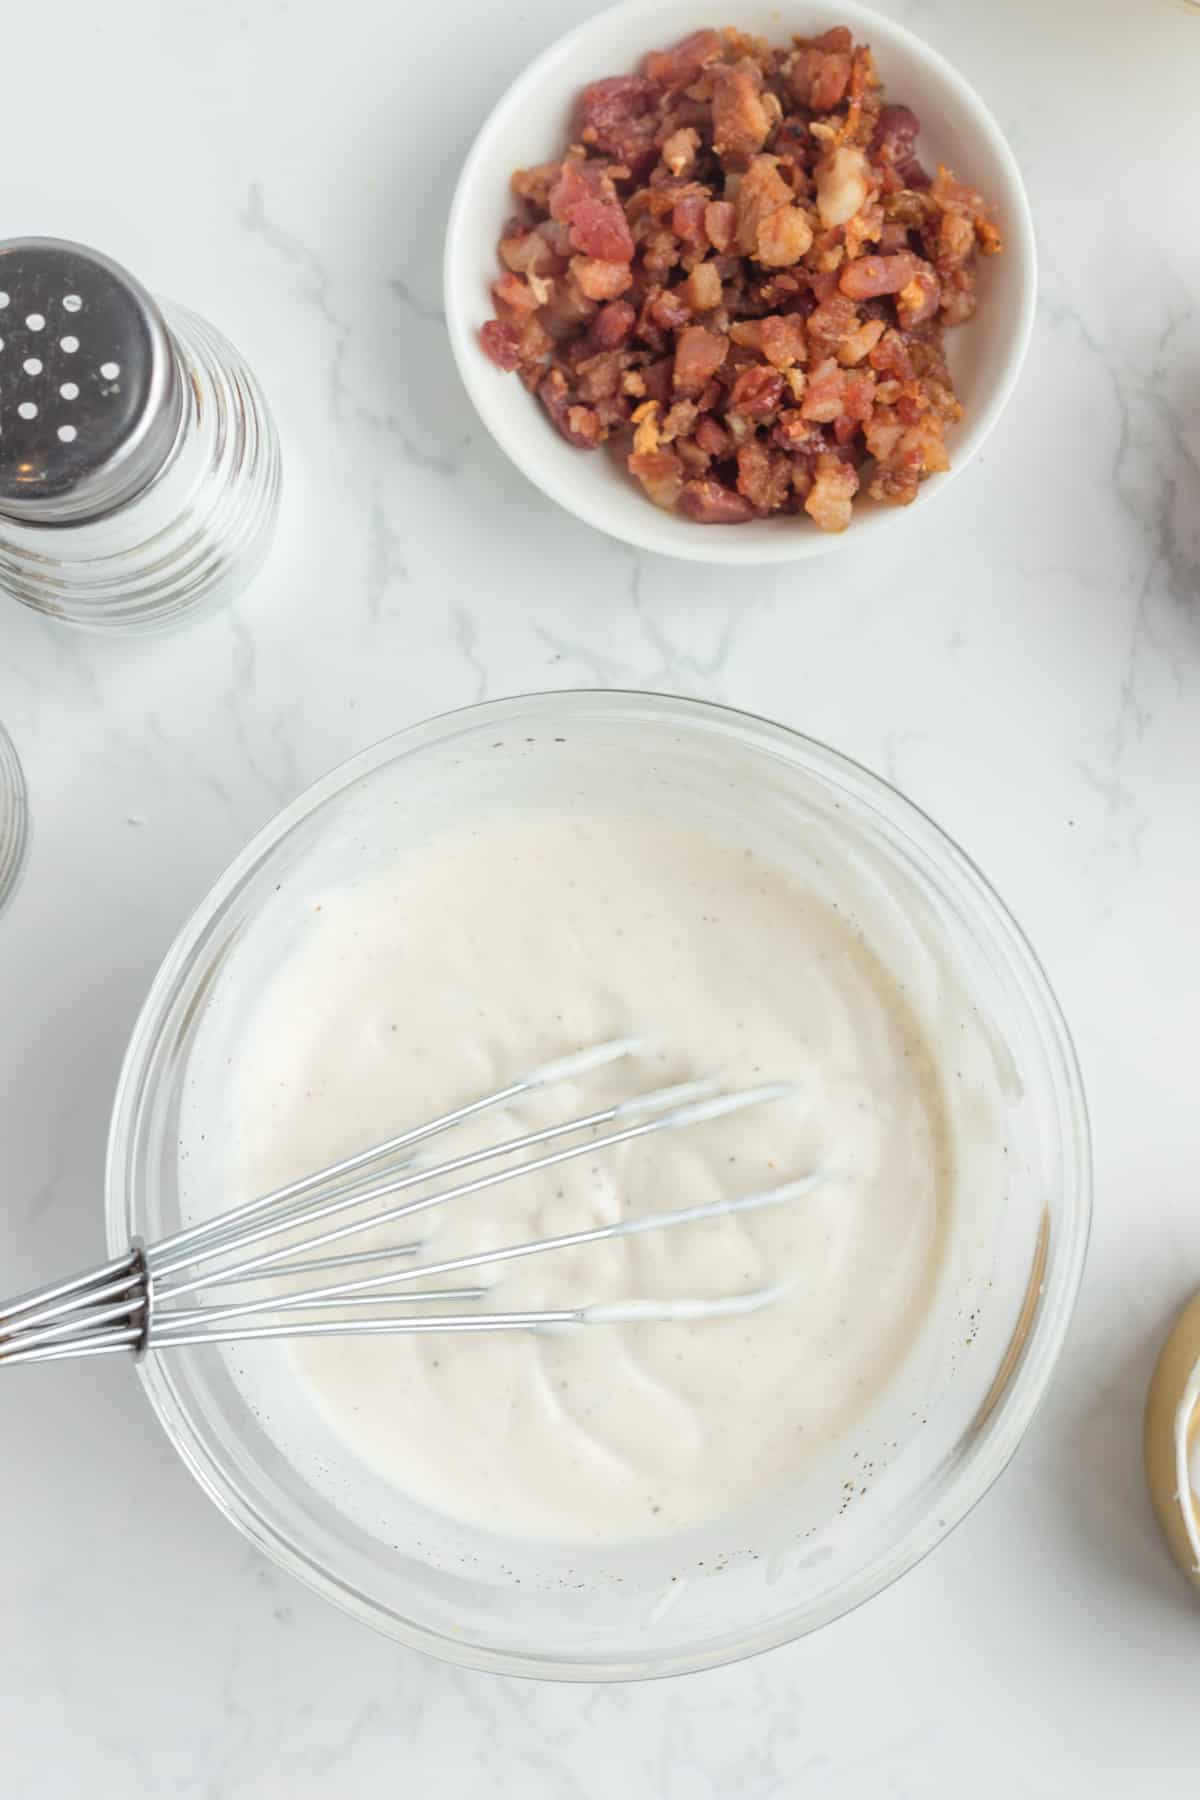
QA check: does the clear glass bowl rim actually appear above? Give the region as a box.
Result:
[105,689,1092,1680]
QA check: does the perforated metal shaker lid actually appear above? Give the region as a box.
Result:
[0,238,183,525]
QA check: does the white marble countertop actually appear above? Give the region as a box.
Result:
[2,0,1198,1790]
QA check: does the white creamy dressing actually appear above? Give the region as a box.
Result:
[222,811,952,1543]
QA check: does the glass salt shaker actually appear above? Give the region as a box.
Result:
[0,238,281,628]
[0,721,28,911]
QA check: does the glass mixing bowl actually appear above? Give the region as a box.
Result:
[106,692,1090,1679]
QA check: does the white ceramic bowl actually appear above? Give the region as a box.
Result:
[445,0,1036,565]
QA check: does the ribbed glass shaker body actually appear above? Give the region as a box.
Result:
[0,722,29,911]
[0,301,280,629]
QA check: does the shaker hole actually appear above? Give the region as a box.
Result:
[25,313,45,332]
[23,357,43,376]
[17,401,37,420]
[59,381,79,400]
[61,335,79,354]
[57,424,78,443]
[99,360,121,380]
[62,294,82,313]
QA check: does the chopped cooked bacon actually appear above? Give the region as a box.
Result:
[736,437,791,512]
[756,205,815,268]
[712,60,772,164]
[871,104,929,190]
[677,477,755,522]
[539,368,603,447]
[703,199,737,252]
[896,266,940,330]
[815,144,871,228]
[680,260,722,312]
[645,28,723,87]
[695,414,732,456]
[800,356,845,422]
[628,447,685,509]
[491,271,542,319]
[583,300,636,351]
[579,76,660,163]
[671,191,709,246]
[804,451,859,531]
[731,313,807,368]
[480,319,521,370]
[480,22,1000,532]
[790,48,851,111]
[673,324,728,393]
[728,365,785,417]
[838,251,920,299]
[570,256,634,301]
[662,127,701,177]
[735,155,794,254]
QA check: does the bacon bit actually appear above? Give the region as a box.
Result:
[583,300,636,351]
[673,324,729,394]
[695,415,732,457]
[712,60,772,164]
[703,199,737,253]
[628,448,685,509]
[491,271,542,320]
[644,27,723,86]
[838,251,919,299]
[807,292,861,355]
[871,104,929,191]
[677,477,755,522]
[550,162,635,263]
[836,316,886,366]
[671,191,709,248]
[570,256,634,301]
[539,368,603,447]
[511,161,563,210]
[841,369,876,422]
[480,320,522,370]
[731,313,807,369]
[728,365,785,417]
[896,266,940,330]
[680,260,722,312]
[736,437,791,512]
[815,145,871,228]
[630,398,662,455]
[499,224,561,278]
[517,316,553,366]
[803,26,853,53]
[570,197,635,262]
[662,127,701,178]
[790,48,851,110]
[576,349,626,402]
[804,451,859,531]
[580,76,659,163]
[773,408,823,452]
[734,156,793,254]
[800,356,845,422]
[647,287,692,333]
[756,205,815,268]
[661,399,700,441]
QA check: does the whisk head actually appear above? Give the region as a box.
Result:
[0,1039,817,1368]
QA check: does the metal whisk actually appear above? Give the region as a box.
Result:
[0,1040,816,1369]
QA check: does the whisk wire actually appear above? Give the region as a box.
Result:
[1,1046,813,1368]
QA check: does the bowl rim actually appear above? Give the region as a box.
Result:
[106,689,1091,1681]
[443,0,1038,566]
